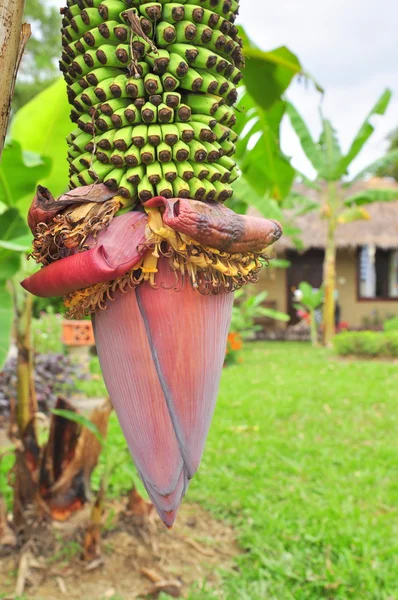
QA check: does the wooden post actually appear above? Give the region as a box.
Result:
[0,1,31,158]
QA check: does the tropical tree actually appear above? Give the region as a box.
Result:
[229,32,323,248]
[376,127,398,181]
[286,90,397,346]
[293,282,324,347]
[0,13,311,539]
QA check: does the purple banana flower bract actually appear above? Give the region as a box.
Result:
[22,212,148,297]
[93,257,233,527]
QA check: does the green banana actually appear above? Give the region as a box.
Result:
[125,145,142,167]
[179,68,203,92]
[189,121,216,142]
[131,124,148,147]
[156,177,173,199]
[72,131,93,152]
[168,52,189,79]
[188,177,206,200]
[158,103,174,123]
[213,179,233,201]
[110,148,126,168]
[126,165,145,185]
[86,66,122,87]
[219,138,235,156]
[145,49,171,75]
[172,139,190,162]
[176,160,195,181]
[202,140,220,162]
[182,93,220,116]
[189,139,207,162]
[139,2,163,22]
[113,126,133,151]
[77,170,94,186]
[98,1,125,21]
[196,69,218,93]
[157,142,173,163]
[156,21,178,46]
[96,147,113,164]
[95,114,114,132]
[175,122,194,143]
[147,161,163,185]
[218,154,236,170]
[202,178,217,201]
[175,103,192,122]
[103,168,125,188]
[141,102,157,123]
[172,176,190,198]
[101,98,131,116]
[190,161,210,180]
[208,162,229,182]
[141,142,156,165]
[144,73,163,95]
[191,113,217,128]
[138,174,154,202]
[161,3,187,24]
[163,91,181,108]
[148,124,162,146]
[160,124,179,145]
[111,104,139,128]
[161,161,178,182]
[161,72,179,91]
[118,173,137,200]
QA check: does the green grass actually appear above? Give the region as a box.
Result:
[2,342,397,599]
[100,342,398,600]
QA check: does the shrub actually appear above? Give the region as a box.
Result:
[385,331,398,357]
[334,331,396,358]
[384,316,398,333]
[0,353,87,420]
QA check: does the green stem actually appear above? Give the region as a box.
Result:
[15,290,37,437]
[309,308,318,347]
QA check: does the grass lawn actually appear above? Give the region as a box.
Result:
[92,342,398,600]
[1,342,397,599]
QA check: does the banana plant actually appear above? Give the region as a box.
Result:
[293,282,324,347]
[234,30,323,200]
[0,141,51,368]
[286,89,396,346]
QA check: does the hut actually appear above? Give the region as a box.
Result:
[257,178,398,329]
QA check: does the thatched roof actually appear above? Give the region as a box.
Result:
[273,178,398,251]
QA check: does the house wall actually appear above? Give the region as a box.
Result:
[251,263,288,329]
[336,249,398,327]
[257,249,398,329]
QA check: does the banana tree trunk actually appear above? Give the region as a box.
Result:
[323,183,337,347]
[12,290,39,527]
[0,0,30,157]
[15,293,37,436]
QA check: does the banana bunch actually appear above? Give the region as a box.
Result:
[61,0,242,205]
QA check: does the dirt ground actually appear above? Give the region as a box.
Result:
[0,502,240,600]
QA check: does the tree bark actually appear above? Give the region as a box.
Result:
[0,0,30,158]
[322,183,337,347]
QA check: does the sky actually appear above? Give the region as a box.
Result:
[49,0,398,179]
[239,0,398,178]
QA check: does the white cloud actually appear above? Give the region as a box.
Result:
[240,0,398,178]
